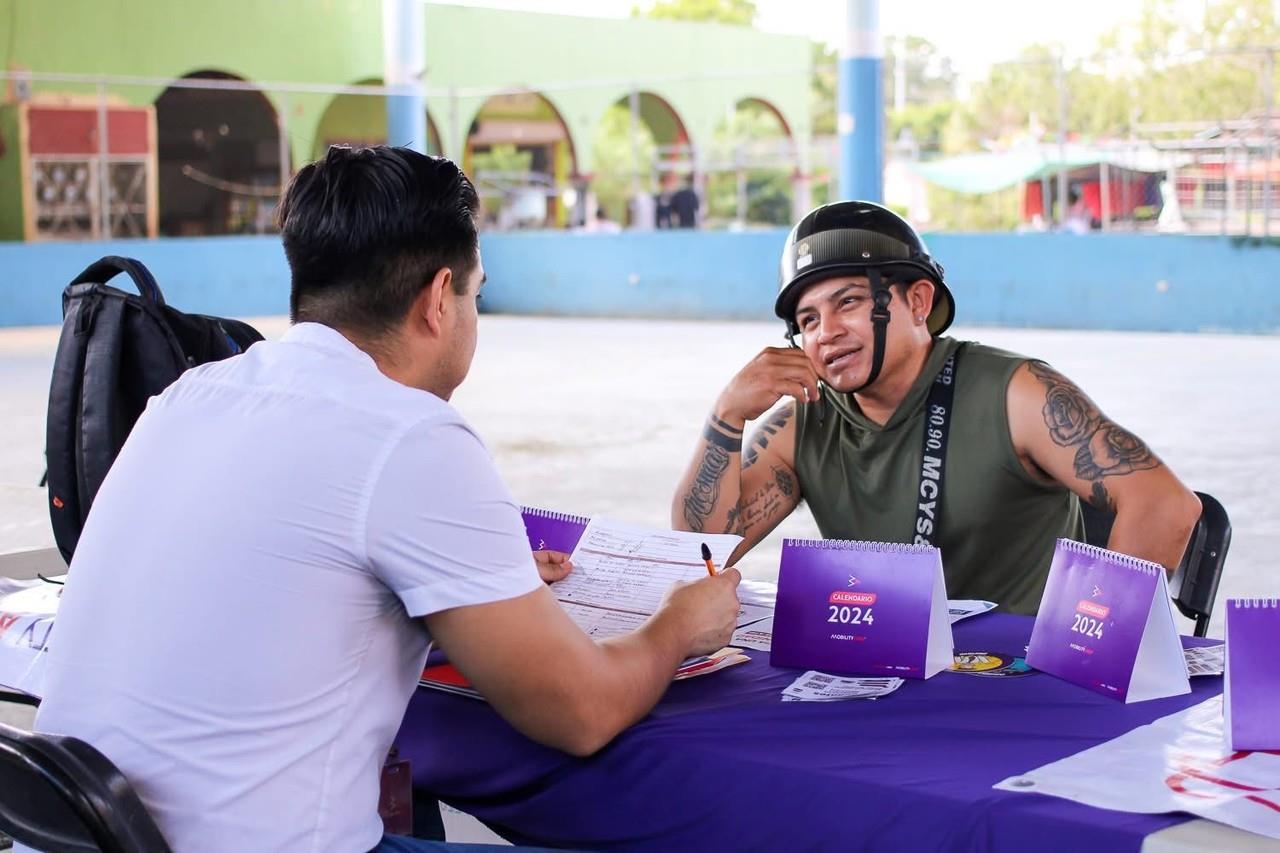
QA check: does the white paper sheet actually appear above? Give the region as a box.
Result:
[558,601,649,638]
[1185,643,1225,678]
[782,671,904,702]
[995,696,1280,840]
[948,600,997,624]
[731,616,773,651]
[0,576,63,696]
[554,518,741,613]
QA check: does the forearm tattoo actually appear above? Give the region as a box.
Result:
[702,416,743,452]
[724,504,745,536]
[735,478,786,537]
[1029,363,1158,507]
[743,405,794,469]
[683,443,731,532]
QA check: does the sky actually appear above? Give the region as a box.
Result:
[441,0,1208,84]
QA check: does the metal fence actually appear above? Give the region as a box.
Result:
[4,42,1280,238]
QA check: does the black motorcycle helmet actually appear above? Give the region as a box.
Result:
[775,200,955,339]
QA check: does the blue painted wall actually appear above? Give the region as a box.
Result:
[1,237,293,325]
[3,232,1278,333]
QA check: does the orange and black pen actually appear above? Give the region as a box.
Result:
[701,542,717,577]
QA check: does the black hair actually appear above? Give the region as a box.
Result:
[279,145,480,337]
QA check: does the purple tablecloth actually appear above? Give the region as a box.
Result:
[395,613,1223,852]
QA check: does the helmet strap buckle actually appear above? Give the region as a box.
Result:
[838,267,891,395]
[871,287,892,323]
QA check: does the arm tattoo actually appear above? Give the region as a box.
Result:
[772,464,796,498]
[1089,481,1115,513]
[735,479,786,536]
[702,418,743,452]
[682,444,731,532]
[743,405,795,469]
[724,504,745,536]
[1028,363,1159,483]
[709,415,743,437]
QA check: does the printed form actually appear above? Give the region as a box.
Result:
[552,518,761,638]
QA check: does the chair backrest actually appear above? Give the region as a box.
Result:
[1080,490,1231,637]
[0,690,40,708]
[0,721,172,853]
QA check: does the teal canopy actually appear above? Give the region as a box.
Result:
[910,145,1187,194]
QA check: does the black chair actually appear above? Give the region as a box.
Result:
[1080,490,1231,637]
[0,721,171,852]
[0,690,40,708]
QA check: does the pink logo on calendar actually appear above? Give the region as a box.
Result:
[830,591,877,606]
[1076,600,1111,619]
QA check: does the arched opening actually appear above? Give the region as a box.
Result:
[706,97,796,227]
[312,79,442,162]
[154,70,283,236]
[591,91,693,229]
[466,91,577,230]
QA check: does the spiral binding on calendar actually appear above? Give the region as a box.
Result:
[1229,597,1280,609]
[522,506,590,526]
[1056,538,1163,574]
[784,537,937,554]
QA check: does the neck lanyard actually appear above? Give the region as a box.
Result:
[912,349,960,547]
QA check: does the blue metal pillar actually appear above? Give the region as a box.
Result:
[837,0,883,202]
[383,0,427,153]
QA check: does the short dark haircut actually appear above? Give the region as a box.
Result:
[279,145,480,336]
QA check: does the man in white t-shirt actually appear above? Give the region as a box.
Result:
[33,146,741,853]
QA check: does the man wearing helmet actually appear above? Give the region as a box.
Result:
[672,201,1202,614]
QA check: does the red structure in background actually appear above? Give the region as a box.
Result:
[27,106,151,156]
[1023,174,1156,225]
[13,101,157,240]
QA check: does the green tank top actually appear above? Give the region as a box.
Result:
[793,336,1082,615]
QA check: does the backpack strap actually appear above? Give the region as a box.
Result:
[45,287,96,562]
[77,296,129,514]
[70,256,166,306]
[68,256,187,368]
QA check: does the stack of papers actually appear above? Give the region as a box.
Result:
[1184,643,1224,677]
[673,647,751,680]
[421,646,749,700]
[730,616,773,651]
[0,577,62,697]
[549,517,769,650]
[552,517,753,637]
[781,671,904,702]
[947,600,997,623]
[420,519,760,700]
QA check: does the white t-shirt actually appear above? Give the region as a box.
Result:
[33,322,542,853]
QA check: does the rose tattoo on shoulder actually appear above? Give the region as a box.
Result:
[1027,362,1158,491]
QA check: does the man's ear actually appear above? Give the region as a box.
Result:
[413,267,454,336]
[906,278,935,321]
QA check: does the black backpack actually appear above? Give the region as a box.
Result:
[45,256,264,562]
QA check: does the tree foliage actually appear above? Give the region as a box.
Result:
[703,101,792,225]
[590,104,659,223]
[906,0,1280,229]
[633,0,757,26]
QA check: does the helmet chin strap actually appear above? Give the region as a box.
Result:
[847,267,893,394]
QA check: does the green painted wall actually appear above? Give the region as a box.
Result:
[312,87,442,161]
[0,106,22,240]
[0,0,809,233]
